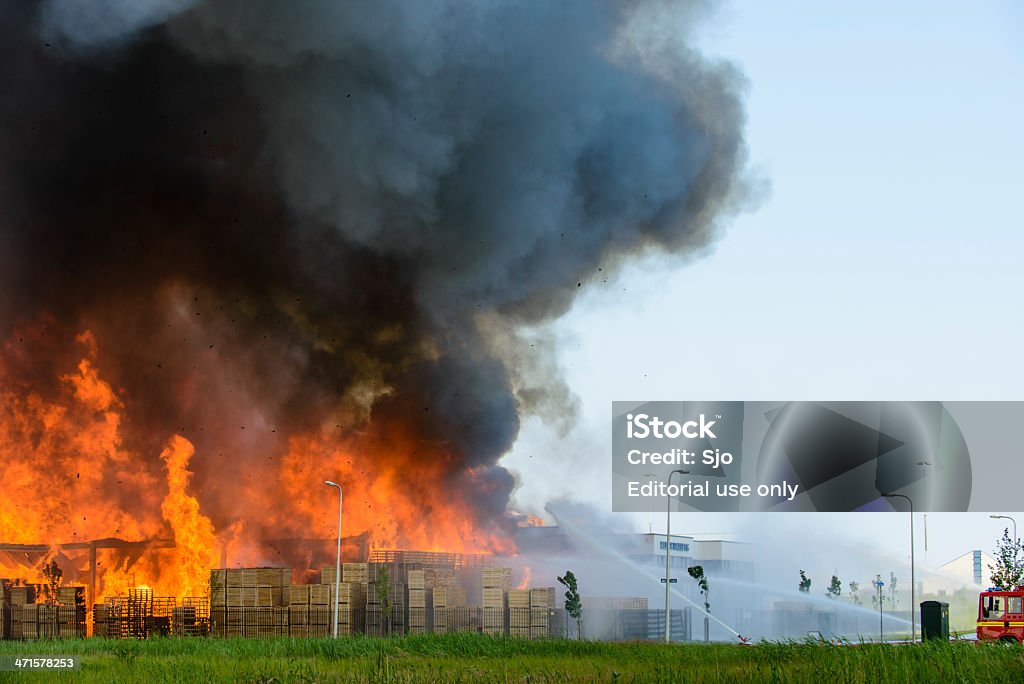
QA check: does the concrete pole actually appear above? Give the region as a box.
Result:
[664,469,688,643]
[325,481,343,638]
[884,493,915,643]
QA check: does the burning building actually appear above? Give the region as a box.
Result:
[0,0,751,604]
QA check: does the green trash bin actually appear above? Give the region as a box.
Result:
[920,601,949,642]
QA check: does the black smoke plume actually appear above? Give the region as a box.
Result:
[0,0,750,543]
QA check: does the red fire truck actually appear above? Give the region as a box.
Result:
[977,589,1024,643]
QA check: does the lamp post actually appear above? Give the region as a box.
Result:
[883,492,915,643]
[990,515,1019,574]
[917,464,933,565]
[325,480,343,638]
[873,576,885,642]
[990,514,1018,549]
[664,468,689,643]
[916,461,931,510]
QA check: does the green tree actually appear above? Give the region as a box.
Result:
[871,574,886,609]
[827,575,842,599]
[688,565,710,614]
[798,570,811,594]
[557,571,583,639]
[989,527,1024,590]
[375,566,393,636]
[848,581,861,605]
[688,565,711,642]
[41,560,63,606]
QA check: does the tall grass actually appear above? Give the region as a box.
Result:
[0,634,1022,682]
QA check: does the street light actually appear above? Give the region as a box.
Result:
[990,514,1018,549]
[916,461,930,512]
[883,492,915,643]
[325,480,343,639]
[664,468,689,643]
[916,462,930,579]
[873,576,885,642]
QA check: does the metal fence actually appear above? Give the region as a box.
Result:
[3,600,699,642]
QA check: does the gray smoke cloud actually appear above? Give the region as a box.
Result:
[2,0,751,543]
[39,0,196,48]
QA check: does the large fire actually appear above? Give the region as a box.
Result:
[0,325,512,602]
[0,0,749,612]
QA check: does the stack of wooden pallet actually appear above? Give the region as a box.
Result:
[424,567,457,588]
[288,584,311,607]
[481,567,511,635]
[7,587,33,640]
[315,583,333,635]
[179,597,210,637]
[57,605,86,638]
[341,562,368,584]
[102,596,127,639]
[288,605,309,637]
[406,570,433,634]
[57,586,85,608]
[306,583,331,637]
[171,606,197,637]
[432,585,467,634]
[210,567,291,637]
[0,582,6,640]
[481,568,512,592]
[335,582,366,635]
[274,607,290,636]
[14,604,82,640]
[507,589,531,637]
[10,586,36,606]
[247,568,291,594]
[306,608,330,637]
[242,606,281,638]
[289,576,366,636]
[210,569,228,607]
[225,606,244,637]
[365,579,405,636]
[18,604,37,639]
[529,588,556,638]
[407,569,425,591]
[288,582,312,637]
[368,562,406,584]
[309,584,332,607]
[92,603,106,637]
[211,568,290,608]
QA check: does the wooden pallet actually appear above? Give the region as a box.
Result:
[432,585,466,609]
[507,589,530,609]
[342,563,368,584]
[482,567,512,590]
[407,588,432,609]
[482,588,506,608]
[529,587,555,609]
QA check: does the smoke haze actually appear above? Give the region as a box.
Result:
[1,0,751,553]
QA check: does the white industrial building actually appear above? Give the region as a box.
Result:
[922,550,996,596]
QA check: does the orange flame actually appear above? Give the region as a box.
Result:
[0,326,514,599]
[517,565,533,590]
[274,429,514,555]
[0,331,158,548]
[159,436,217,598]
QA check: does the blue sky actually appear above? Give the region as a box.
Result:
[503,1,1024,577]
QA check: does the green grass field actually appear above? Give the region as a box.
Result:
[1,634,1023,683]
